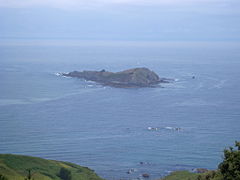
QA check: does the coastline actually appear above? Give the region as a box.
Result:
[0,154,214,180]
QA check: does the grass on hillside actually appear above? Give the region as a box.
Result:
[0,154,104,180]
[160,170,224,180]
[160,171,199,180]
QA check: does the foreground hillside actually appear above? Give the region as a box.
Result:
[161,170,223,180]
[0,141,239,180]
[0,154,104,180]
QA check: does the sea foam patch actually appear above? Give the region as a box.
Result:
[54,72,62,76]
[54,72,72,78]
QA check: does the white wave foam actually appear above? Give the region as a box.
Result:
[165,126,174,130]
[173,98,218,107]
[0,97,53,106]
[212,80,226,89]
[200,76,227,90]
[54,72,72,78]
[0,99,29,106]
[62,76,72,79]
[164,127,181,131]
[54,72,62,76]
[147,127,158,131]
[147,126,182,131]
[85,80,96,83]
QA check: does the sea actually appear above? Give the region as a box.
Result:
[0,39,240,180]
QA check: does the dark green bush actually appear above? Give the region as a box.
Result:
[218,141,240,180]
[58,167,72,180]
[24,169,34,180]
[0,174,8,180]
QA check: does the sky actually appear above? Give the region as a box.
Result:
[0,0,240,41]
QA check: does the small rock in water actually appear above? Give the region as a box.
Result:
[139,161,151,165]
[142,173,150,178]
[127,168,137,174]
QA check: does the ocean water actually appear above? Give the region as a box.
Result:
[0,40,240,180]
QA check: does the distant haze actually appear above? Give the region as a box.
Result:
[0,0,237,8]
[0,0,239,41]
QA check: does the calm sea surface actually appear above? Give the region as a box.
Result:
[0,40,240,180]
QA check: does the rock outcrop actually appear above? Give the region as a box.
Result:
[193,168,209,173]
[62,67,170,88]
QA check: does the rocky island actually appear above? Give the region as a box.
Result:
[62,67,171,88]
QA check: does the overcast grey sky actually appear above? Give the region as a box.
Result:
[0,0,239,41]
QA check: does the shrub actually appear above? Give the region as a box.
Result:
[218,141,240,180]
[58,167,72,180]
[24,169,34,180]
[0,174,8,180]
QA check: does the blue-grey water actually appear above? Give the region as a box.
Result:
[0,40,240,180]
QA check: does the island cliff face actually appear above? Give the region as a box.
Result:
[63,67,170,88]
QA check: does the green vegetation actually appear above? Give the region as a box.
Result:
[0,154,104,180]
[58,168,71,180]
[161,141,240,180]
[218,141,240,180]
[0,174,8,180]
[160,170,224,180]
[24,169,34,180]
[196,171,223,180]
[160,171,199,180]
[1,141,239,180]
